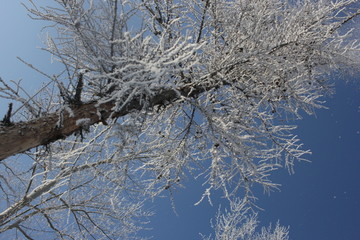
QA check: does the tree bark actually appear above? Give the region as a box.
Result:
[0,85,203,161]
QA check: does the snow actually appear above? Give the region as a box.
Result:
[76,118,91,127]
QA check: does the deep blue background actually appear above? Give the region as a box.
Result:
[146,79,360,240]
[1,1,360,239]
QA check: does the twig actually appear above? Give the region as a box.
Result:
[1,103,13,126]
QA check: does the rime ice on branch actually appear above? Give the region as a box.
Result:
[0,0,359,239]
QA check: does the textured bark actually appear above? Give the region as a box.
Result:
[0,101,105,161]
[0,85,202,161]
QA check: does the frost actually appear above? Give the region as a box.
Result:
[63,105,74,117]
[1,0,360,239]
[202,198,290,240]
[76,118,91,127]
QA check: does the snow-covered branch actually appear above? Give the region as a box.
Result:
[0,0,359,239]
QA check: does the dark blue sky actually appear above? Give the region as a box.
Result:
[258,79,360,240]
[147,79,360,240]
[1,1,360,239]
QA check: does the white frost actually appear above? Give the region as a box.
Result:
[76,118,91,127]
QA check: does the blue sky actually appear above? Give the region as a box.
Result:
[1,1,360,239]
[148,78,360,239]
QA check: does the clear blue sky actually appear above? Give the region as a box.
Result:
[148,79,360,239]
[1,1,359,239]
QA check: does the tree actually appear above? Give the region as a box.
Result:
[201,198,290,240]
[0,0,359,239]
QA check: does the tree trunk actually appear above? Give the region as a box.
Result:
[0,85,202,160]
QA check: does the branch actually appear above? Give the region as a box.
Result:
[1,103,13,126]
[0,84,205,161]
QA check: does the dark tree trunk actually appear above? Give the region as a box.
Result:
[0,85,203,160]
